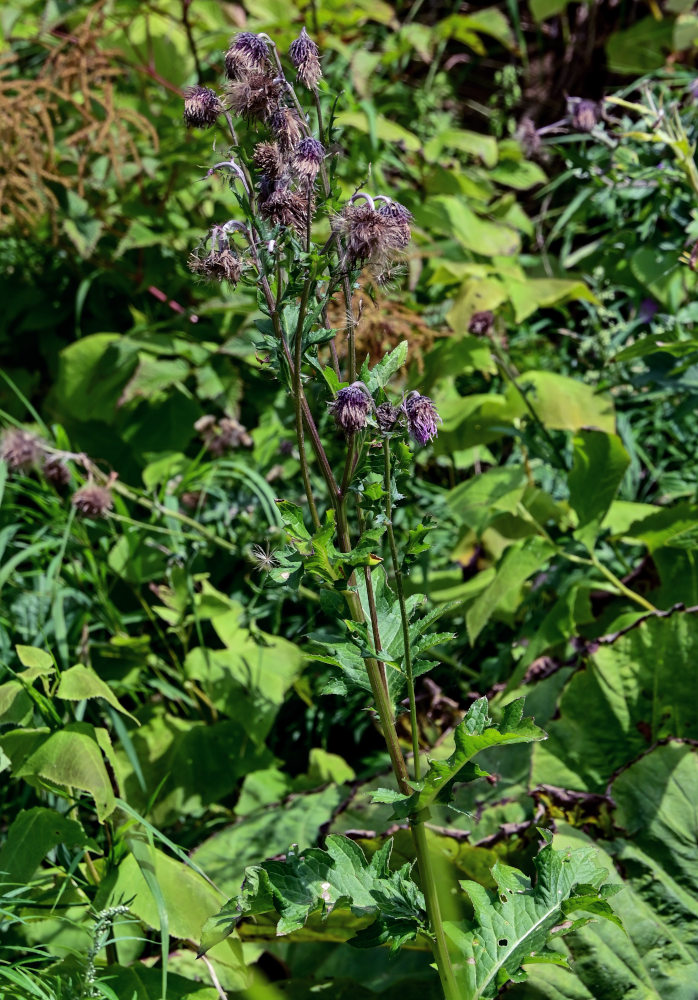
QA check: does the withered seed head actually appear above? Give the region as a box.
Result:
[294,136,325,183]
[72,484,113,518]
[253,141,285,180]
[43,456,71,487]
[570,98,598,133]
[405,392,442,446]
[340,204,394,266]
[375,402,400,434]
[188,247,243,285]
[1,428,42,472]
[227,72,282,122]
[259,185,308,233]
[289,27,322,89]
[195,414,252,455]
[329,383,372,435]
[224,32,269,79]
[378,201,412,250]
[183,86,222,128]
[268,106,304,151]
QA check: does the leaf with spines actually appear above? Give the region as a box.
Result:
[373,698,546,819]
[199,834,426,956]
[445,834,621,998]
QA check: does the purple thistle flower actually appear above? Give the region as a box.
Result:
[329,383,372,435]
[405,392,441,446]
[225,32,269,78]
[289,27,322,89]
[183,86,222,129]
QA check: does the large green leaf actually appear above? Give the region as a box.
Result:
[192,785,346,897]
[446,834,619,999]
[56,664,138,724]
[512,746,698,998]
[2,723,117,820]
[505,372,615,434]
[532,612,698,791]
[200,835,426,955]
[0,806,88,887]
[466,537,555,642]
[374,698,545,820]
[567,431,630,550]
[53,334,139,423]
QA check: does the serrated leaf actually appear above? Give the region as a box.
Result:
[446,839,618,998]
[362,341,409,394]
[386,698,546,820]
[200,834,426,955]
[56,664,139,724]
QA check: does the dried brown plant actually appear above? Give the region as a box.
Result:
[0,1,157,238]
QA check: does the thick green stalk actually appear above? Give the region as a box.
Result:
[383,440,421,780]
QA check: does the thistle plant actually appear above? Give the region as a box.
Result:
[181,28,620,999]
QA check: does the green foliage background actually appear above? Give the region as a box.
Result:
[1,0,697,997]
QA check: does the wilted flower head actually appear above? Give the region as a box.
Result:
[183,86,222,129]
[188,246,243,285]
[339,198,411,267]
[43,456,71,487]
[268,106,304,151]
[288,27,322,89]
[405,392,442,446]
[1,428,42,472]
[72,483,113,518]
[224,32,269,79]
[568,97,598,133]
[378,200,412,250]
[468,310,494,336]
[195,415,252,455]
[375,402,400,434]
[253,141,285,180]
[329,383,372,435]
[294,137,325,183]
[228,72,282,121]
[259,184,308,233]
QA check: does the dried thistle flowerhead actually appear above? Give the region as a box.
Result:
[228,71,282,122]
[339,202,405,268]
[195,414,252,455]
[468,310,494,336]
[259,184,308,234]
[1,428,42,472]
[405,392,442,446]
[268,106,304,152]
[188,245,243,286]
[72,483,113,518]
[293,137,325,184]
[289,27,322,89]
[249,542,279,573]
[43,455,71,487]
[329,383,373,435]
[568,97,599,132]
[253,141,285,180]
[375,402,400,434]
[378,200,412,250]
[224,32,269,79]
[183,86,222,128]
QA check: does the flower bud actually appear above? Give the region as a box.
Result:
[288,27,322,89]
[224,32,269,79]
[183,86,222,128]
[329,383,372,435]
[72,484,113,518]
[405,392,441,446]
[569,98,598,133]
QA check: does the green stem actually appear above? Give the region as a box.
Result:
[294,268,322,530]
[383,439,421,781]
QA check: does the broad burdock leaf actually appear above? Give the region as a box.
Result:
[373,697,546,820]
[446,834,620,998]
[199,834,427,956]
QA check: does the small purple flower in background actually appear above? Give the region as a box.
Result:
[329,383,372,434]
[405,392,441,446]
[638,298,659,324]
